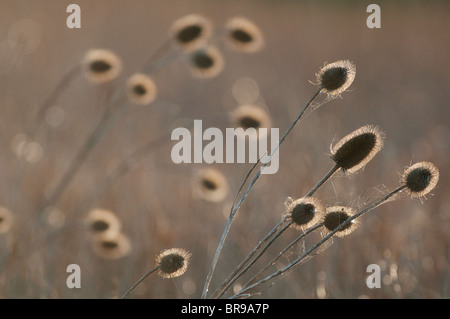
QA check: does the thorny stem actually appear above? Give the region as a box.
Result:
[201,88,322,299]
[121,266,160,299]
[231,185,407,298]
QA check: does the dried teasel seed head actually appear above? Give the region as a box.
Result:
[126,73,157,105]
[194,167,229,203]
[156,248,191,279]
[322,206,358,238]
[190,46,225,78]
[231,105,271,140]
[82,49,122,84]
[331,125,385,175]
[286,197,323,230]
[92,232,131,260]
[225,17,264,53]
[86,209,122,238]
[316,60,356,97]
[0,207,13,234]
[401,161,439,198]
[170,14,213,52]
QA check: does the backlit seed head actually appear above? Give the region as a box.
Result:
[86,209,122,238]
[225,17,264,53]
[316,60,356,97]
[126,73,157,105]
[92,232,131,260]
[231,105,271,140]
[0,207,13,234]
[331,125,385,175]
[286,197,324,230]
[322,206,358,238]
[194,167,229,203]
[156,248,191,279]
[170,14,213,52]
[82,49,122,84]
[401,161,439,198]
[190,46,224,78]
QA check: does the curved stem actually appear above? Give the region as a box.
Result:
[201,88,322,299]
[231,185,407,298]
[121,266,160,299]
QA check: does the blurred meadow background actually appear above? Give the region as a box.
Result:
[0,0,448,298]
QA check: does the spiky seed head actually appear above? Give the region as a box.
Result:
[156,248,191,279]
[194,167,229,203]
[286,197,323,230]
[86,209,122,238]
[92,232,131,260]
[170,14,213,52]
[0,207,13,234]
[331,125,385,175]
[322,206,358,238]
[225,17,264,53]
[190,46,224,78]
[401,161,439,198]
[316,60,356,96]
[126,73,157,105]
[82,49,122,84]
[231,105,271,140]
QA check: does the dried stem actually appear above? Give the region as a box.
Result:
[231,185,407,298]
[201,88,322,299]
[121,266,160,299]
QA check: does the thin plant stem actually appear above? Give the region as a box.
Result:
[242,223,323,290]
[214,163,337,298]
[210,217,289,299]
[121,266,160,299]
[231,185,407,298]
[201,88,322,299]
[35,95,127,216]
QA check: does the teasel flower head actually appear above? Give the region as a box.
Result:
[92,232,131,260]
[194,167,229,203]
[190,46,224,78]
[86,209,122,238]
[401,161,439,198]
[286,197,324,230]
[231,104,271,140]
[126,73,157,105]
[170,14,213,52]
[0,207,13,234]
[156,248,191,279]
[225,17,264,53]
[322,206,359,238]
[331,125,385,175]
[316,60,356,97]
[82,49,122,84]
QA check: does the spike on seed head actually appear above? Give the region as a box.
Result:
[287,197,323,230]
[316,60,356,96]
[126,73,157,105]
[225,17,264,53]
[331,125,385,175]
[156,248,191,279]
[82,49,122,84]
[190,46,224,78]
[170,14,212,52]
[401,161,439,198]
[323,206,358,238]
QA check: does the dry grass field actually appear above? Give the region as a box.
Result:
[0,0,448,298]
